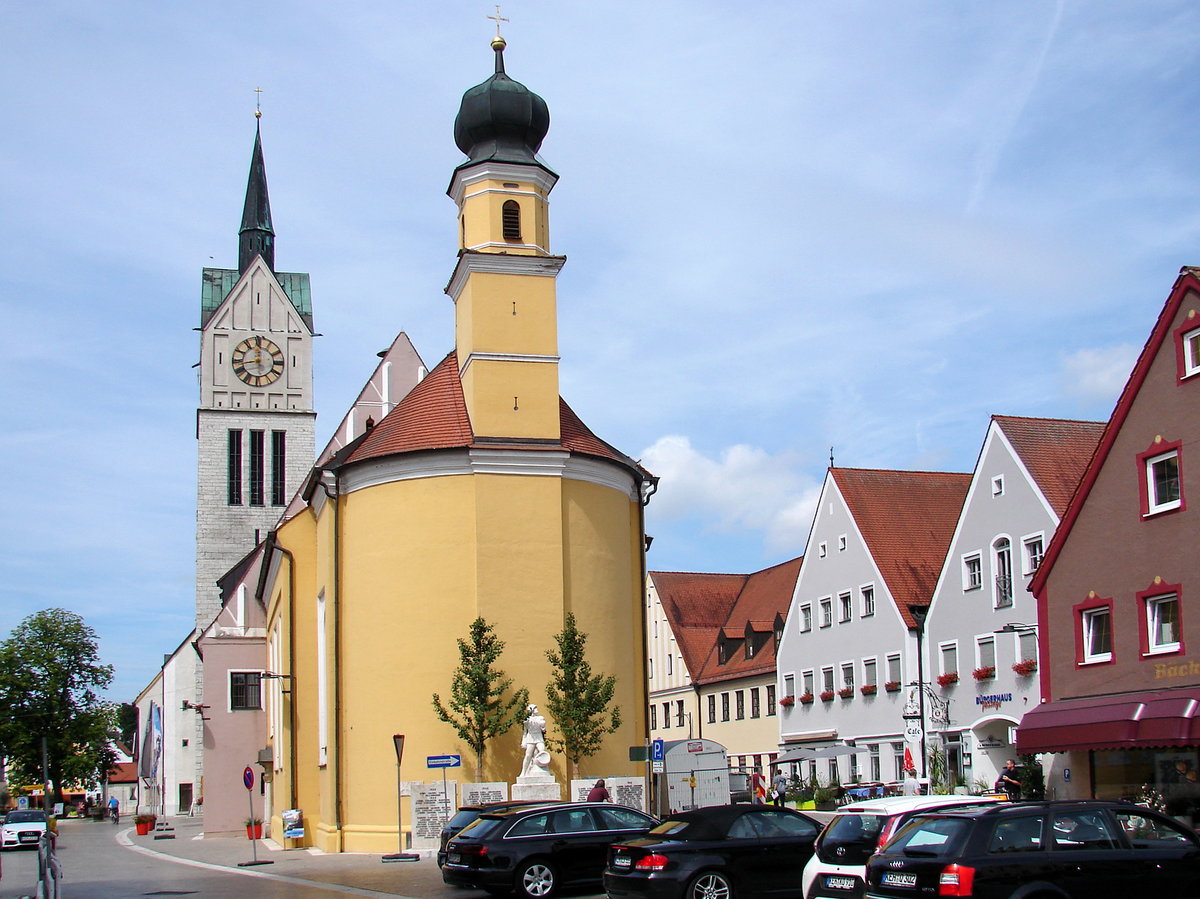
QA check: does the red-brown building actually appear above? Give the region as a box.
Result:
[1021,267,1200,808]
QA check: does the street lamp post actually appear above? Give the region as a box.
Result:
[909,606,929,778]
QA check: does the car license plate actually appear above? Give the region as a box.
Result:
[613,856,632,868]
[18,833,38,843]
[824,875,856,890]
[881,872,917,887]
[447,852,461,864]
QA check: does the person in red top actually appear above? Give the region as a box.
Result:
[586,778,611,802]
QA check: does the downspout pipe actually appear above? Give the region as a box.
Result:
[319,469,344,843]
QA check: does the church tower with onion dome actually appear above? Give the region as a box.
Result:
[260,30,655,853]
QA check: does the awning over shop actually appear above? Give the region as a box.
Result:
[1015,687,1200,754]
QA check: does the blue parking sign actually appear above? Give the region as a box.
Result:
[651,739,665,762]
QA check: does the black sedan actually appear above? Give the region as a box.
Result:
[443,801,657,897]
[604,804,822,899]
[438,800,561,867]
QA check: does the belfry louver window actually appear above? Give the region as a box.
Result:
[502,200,521,240]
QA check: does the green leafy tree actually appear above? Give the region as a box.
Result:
[544,613,621,780]
[432,617,529,781]
[0,609,116,805]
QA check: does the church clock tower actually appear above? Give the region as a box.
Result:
[195,119,315,629]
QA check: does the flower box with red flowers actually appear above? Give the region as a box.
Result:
[837,687,855,699]
[1012,658,1038,676]
[798,692,814,705]
[884,681,902,693]
[972,666,996,681]
[936,671,959,688]
[779,695,796,708]
[860,684,877,696]
[819,690,835,702]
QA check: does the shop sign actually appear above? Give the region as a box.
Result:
[1154,660,1200,680]
[975,692,1012,712]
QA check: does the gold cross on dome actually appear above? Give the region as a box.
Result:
[488,5,509,38]
[254,86,263,119]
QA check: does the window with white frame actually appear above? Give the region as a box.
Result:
[861,584,875,617]
[940,642,958,676]
[838,592,852,622]
[651,704,658,729]
[1146,593,1181,653]
[820,597,833,628]
[720,693,730,721]
[849,751,860,780]
[1082,606,1113,663]
[838,535,847,551]
[667,654,673,676]
[887,653,902,685]
[992,475,1004,496]
[869,744,881,781]
[964,554,982,591]
[230,670,262,710]
[1018,630,1037,666]
[976,635,996,671]
[1184,327,1200,377]
[863,657,877,687]
[800,603,812,632]
[648,658,653,679]
[751,687,761,718]
[676,700,685,727]
[821,667,835,693]
[819,542,828,558]
[766,684,776,715]
[841,662,855,690]
[1023,534,1044,575]
[663,702,672,727]
[1146,449,1182,514]
[707,694,716,724]
[892,742,906,779]
[993,538,1013,608]
[802,670,814,697]
[783,674,795,698]
[735,691,745,720]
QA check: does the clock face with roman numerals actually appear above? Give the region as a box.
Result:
[231,336,285,386]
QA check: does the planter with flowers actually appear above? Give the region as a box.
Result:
[884,680,902,693]
[837,687,855,699]
[1012,658,1037,677]
[798,692,815,705]
[860,684,877,696]
[819,690,835,702]
[134,813,156,836]
[972,666,996,681]
[245,817,263,840]
[936,671,959,688]
[779,695,796,708]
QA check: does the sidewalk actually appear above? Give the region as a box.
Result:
[99,816,447,897]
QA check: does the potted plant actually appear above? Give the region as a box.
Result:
[245,817,263,839]
[884,680,902,693]
[779,694,796,708]
[798,692,815,705]
[837,686,855,699]
[134,813,156,836]
[972,665,996,681]
[860,683,877,696]
[1012,658,1037,677]
[813,786,838,811]
[936,671,959,688]
[819,690,835,702]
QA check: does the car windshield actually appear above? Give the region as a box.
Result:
[456,815,505,839]
[885,816,971,856]
[6,811,46,824]
[824,813,886,844]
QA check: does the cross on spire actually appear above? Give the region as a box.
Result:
[488,5,509,39]
[254,86,263,119]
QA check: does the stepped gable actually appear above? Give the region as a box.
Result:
[833,468,970,628]
[993,415,1105,517]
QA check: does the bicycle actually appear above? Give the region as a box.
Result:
[109,806,119,825]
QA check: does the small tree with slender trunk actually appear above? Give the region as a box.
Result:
[544,613,621,781]
[432,617,529,781]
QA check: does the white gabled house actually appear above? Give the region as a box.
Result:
[922,416,1102,791]
[775,468,969,788]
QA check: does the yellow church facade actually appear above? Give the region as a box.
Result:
[260,36,655,854]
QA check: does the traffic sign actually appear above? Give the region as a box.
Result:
[652,760,664,773]
[243,766,255,790]
[651,739,665,761]
[427,754,462,768]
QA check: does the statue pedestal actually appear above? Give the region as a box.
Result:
[513,774,561,802]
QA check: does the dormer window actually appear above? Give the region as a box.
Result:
[502,200,522,240]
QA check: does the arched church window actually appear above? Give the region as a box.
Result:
[502,200,521,240]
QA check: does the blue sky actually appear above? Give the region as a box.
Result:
[2,2,1198,701]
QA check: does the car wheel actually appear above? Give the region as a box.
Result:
[689,871,733,899]
[516,859,557,898]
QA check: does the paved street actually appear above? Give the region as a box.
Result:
[0,817,539,899]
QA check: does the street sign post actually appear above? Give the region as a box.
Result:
[426,755,462,768]
[237,764,273,868]
[383,734,420,863]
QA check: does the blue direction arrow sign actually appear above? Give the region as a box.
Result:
[427,754,462,769]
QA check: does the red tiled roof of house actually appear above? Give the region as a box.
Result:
[993,415,1105,517]
[343,352,645,475]
[694,556,804,685]
[832,468,970,628]
[651,571,747,677]
[108,761,137,784]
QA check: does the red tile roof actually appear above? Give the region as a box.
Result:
[832,468,970,628]
[342,352,647,476]
[651,571,748,678]
[993,415,1104,517]
[108,761,138,784]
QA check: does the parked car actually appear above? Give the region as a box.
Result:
[864,799,1200,899]
[1,809,47,850]
[801,794,1005,898]
[442,801,657,897]
[605,803,822,899]
[438,800,561,867]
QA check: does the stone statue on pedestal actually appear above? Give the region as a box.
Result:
[513,704,560,801]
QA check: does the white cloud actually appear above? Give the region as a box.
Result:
[641,436,821,558]
[1060,344,1139,405]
